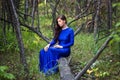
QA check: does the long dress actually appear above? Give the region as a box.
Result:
[39,27,74,75]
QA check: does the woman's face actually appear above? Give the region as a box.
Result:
[57,18,66,27]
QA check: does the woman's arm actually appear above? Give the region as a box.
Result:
[44,39,57,51]
[49,39,57,47]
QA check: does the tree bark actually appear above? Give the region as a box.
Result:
[24,0,29,20]
[75,0,80,15]
[93,0,100,43]
[74,23,84,36]
[36,0,40,31]
[31,0,36,27]
[1,0,7,45]
[58,58,75,80]
[107,0,112,30]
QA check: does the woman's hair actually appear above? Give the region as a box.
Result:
[54,15,67,41]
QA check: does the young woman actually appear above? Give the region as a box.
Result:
[39,15,74,75]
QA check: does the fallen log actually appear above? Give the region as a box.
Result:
[58,58,75,80]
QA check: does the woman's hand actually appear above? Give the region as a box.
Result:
[54,45,63,48]
[44,44,50,52]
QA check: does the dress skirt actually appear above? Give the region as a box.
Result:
[39,47,70,75]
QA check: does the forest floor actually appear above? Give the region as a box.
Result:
[0,32,120,80]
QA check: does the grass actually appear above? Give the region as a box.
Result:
[72,33,95,63]
[0,15,120,80]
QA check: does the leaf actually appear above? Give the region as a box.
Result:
[115,22,120,27]
[4,73,15,80]
[0,66,15,80]
[112,3,120,7]
[0,66,8,72]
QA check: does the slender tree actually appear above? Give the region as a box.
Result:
[107,0,112,30]
[9,0,29,79]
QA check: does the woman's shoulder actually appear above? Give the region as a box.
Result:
[68,27,74,32]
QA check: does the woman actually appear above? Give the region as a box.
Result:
[39,15,74,75]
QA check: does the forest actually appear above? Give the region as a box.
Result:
[0,0,120,80]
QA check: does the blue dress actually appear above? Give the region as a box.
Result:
[39,27,74,75]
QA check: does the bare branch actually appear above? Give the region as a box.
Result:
[68,0,92,26]
[0,17,50,43]
[74,23,85,36]
[20,23,50,43]
[68,12,93,26]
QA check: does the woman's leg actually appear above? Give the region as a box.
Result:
[39,47,70,75]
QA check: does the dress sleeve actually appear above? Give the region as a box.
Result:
[63,29,74,48]
[49,39,57,47]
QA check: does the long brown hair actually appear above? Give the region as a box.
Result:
[54,15,67,41]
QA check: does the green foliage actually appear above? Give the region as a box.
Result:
[91,51,120,80]
[91,62,110,78]
[40,15,52,27]
[0,66,15,80]
[110,2,120,54]
[21,27,47,51]
[112,3,120,7]
[109,18,120,54]
[71,32,120,79]
[0,29,19,53]
[115,22,120,27]
[72,33,95,62]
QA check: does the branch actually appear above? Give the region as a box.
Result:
[74,23,85,36]
[75,35,113,80]
[20,23,50,43]
[68,0,92,26]
[68,12,93,26]
[0,17,50,43]
[17,10,32,17]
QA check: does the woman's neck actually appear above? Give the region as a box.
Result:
[62,25,68,30]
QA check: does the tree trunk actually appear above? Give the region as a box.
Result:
[51,0,60,33]
[118,42,120,54]
[107,0,112,30]
[31,0,36,27]
[1,0,7,45]
[58,58,75,80]
[9,0,29,79]
[36,0,40,31]
[75,0,80,15]
[94,0,100,43]
[24,0,29,20]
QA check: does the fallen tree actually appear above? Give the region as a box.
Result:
[58,58,75,80]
